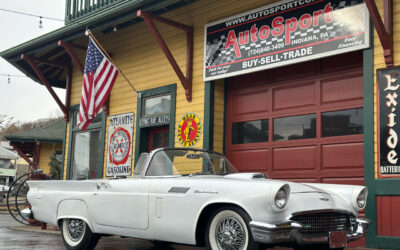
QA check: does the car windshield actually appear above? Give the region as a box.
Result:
[145,149,238,176]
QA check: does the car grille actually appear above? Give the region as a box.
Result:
[290,212,352,237]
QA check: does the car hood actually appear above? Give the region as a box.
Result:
[224,173,328,194]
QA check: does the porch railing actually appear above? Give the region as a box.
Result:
[65,0,126,24]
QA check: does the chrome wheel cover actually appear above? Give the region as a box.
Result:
[66,219,85,242]
[215,216,246,250]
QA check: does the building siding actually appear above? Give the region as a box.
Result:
[373,0,400,178]
[370,0,400,244]
[63,0,276,178]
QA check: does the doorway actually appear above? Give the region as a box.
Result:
[148,126,169,152]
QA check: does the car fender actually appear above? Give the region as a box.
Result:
[193,198,253,245]
[56,199,94,231]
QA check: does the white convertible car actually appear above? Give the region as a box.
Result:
[25,148,370,250]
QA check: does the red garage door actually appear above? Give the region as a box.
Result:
[226,52,364,185]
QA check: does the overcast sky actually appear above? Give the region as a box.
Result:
[0,1,66,122]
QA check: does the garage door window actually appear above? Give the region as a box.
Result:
[274,114,316,141]
[232,119,268,144]
[322,108,363,137]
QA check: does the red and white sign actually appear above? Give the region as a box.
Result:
[106,113,134,176]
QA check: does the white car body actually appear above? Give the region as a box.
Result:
[26,148,369,249]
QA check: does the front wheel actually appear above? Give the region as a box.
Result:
[205,207,259,250]
[61,218,100,250]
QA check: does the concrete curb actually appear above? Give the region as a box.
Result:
[10,225,60,235]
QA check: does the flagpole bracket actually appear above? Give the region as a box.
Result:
[137,10,193,102]
[365,0,393,67]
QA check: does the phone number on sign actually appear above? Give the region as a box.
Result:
[248,43,285,56]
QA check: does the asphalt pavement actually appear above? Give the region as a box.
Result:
[0,213,392,250]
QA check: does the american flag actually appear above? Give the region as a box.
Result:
[78,36,118,130]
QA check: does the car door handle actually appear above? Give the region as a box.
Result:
[97,183,108,190]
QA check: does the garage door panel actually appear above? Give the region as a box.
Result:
[321,177,364,186]
[272,146,316,171]
[321,75,363,104]
[232,90,269,117]
[322,143,364,169]
[321,51,362,73]
[230,149,268,172]
[273,82,315,110]
[227,53,363,185]
[274,60,318,81]
[230,70,273,89]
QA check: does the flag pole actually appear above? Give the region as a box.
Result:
[87,29,138,94]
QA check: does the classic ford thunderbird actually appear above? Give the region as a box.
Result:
[24,148,369,250]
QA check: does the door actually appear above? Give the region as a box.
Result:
[148,126,169,152]
[88,179,150,230]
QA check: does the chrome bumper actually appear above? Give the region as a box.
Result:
[249,218,370,245]
[20,208,33,219]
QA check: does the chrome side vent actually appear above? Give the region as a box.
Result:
[168,187,190,194]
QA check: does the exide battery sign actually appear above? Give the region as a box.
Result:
[378,67,400,177]
[204,0,369,81]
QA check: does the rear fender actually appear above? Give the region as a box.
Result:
[57,199,94,231]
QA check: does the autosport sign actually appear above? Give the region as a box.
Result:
[378,67,400,177]
[106,113,134,177]
[204,0,369,81]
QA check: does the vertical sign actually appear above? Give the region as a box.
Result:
[204,0,369,81]
[378,67,400,177]
[106,113,134,177]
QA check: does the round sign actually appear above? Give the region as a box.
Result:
[177,113,201,147]
[109,127,131,165]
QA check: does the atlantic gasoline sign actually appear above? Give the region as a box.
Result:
[106,113,134,176]
[204,0,369,81]
[378,67,400,177]
[177,113,201,147]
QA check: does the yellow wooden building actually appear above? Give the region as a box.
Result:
[1,0,400,248]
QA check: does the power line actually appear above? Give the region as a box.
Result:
[0,73,27,78]
[0,8,64,22]
[0,73,29,84]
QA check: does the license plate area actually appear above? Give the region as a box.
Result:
[329,231,347,249]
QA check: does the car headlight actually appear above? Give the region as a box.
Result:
[269,184,290,211]
[275,188,288,209]
[356,188,367,209]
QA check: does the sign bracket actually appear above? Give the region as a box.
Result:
[137,10,193,102]
[365,0,393,67]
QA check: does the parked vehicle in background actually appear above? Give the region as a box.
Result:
[0,184,10,199]
[0,184,10,192]
[24,148,370,250]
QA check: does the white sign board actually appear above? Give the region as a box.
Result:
[106,113,134,177]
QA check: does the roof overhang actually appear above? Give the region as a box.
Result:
[0,0,196,89]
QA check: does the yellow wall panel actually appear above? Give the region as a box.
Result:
[213,80,225,154]
[63,124,70,179]
[39,143,63,175]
